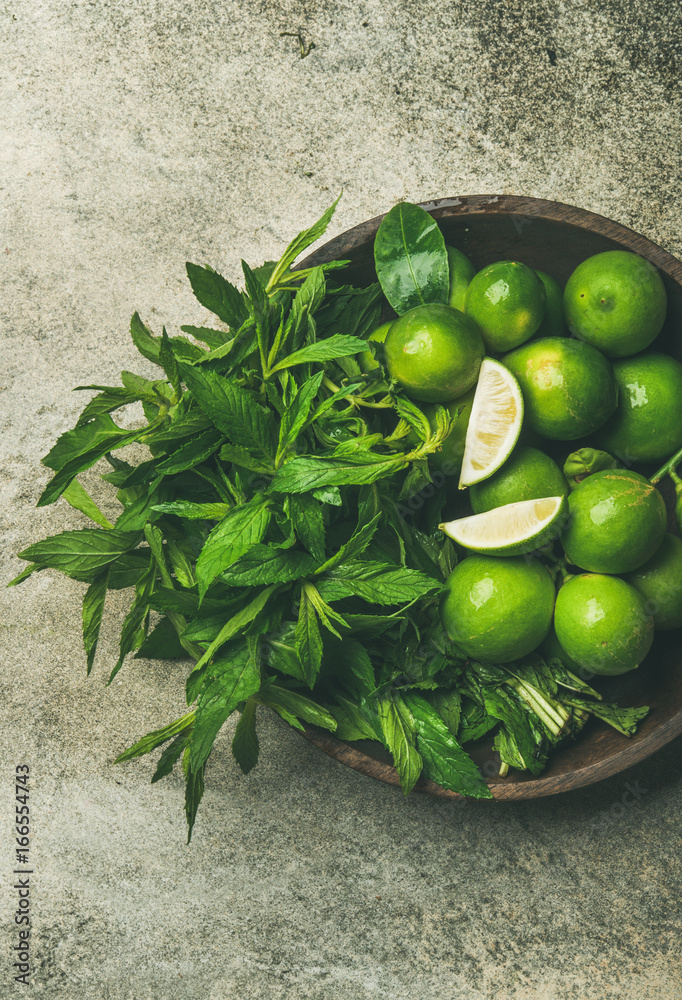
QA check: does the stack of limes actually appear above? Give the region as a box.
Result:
[380,243,681,677]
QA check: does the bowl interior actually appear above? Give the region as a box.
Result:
[298,195,682,799]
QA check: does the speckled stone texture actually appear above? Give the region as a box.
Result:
[2,1,682,997]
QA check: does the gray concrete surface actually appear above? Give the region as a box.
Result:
[2,1,682,997]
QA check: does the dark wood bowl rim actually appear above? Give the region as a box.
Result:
[297,194,682,801]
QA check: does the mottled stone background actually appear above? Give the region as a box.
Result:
[1,1,681,997]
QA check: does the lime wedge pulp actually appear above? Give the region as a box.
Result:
[458,357,524,488]
[439,496,568,556]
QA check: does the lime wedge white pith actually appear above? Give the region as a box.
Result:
[458,358,524,488]
[439,496,568,556]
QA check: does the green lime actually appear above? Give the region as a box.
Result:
[554,573,654,675]
[464,260,546,352]
[596,352,682,463]
[533,271,567,338]
[440,554,555,663]
[447,246,476,312]
[624,533,682,631]
[384,303,484,403]
[501,337,617,440]
[424,387,475,476]
[561,469,667,574]
[470,445,568,513]
[564,250,667,358]
[358,321,393,373]
[539,626,585,673]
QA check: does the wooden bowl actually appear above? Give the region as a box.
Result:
[297,194,682,800]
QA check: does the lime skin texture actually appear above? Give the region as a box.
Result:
[440,554,555,663]
[358,321,393,373]
[446,246,476,312]
[564,250,667,358]
[464,260,547,353]
[624,533,682,631]
[384,303,484,403]
[596,352,682,463]
[534,271,567,338]
[502,337,618,440]
[470,445,569,514]
[561,469,667,575]
[553,573,654,675]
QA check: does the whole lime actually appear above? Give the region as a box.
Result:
[624,533,682,631]
[502,337,617,440]
[561,469,667,574]
[564,250,667,358]
[358,321,393,373]
[384,303,484,403]
[447,246,476,312]
[464,260,546,352]
[534,270,567,338]
[554,573,654,675]
[539,626,585,674]
[440,554,555,663]
[470,445,568,514]
[596,352,682,463]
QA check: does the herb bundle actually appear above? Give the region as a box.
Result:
[13,199,648,840]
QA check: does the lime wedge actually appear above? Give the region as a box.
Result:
[439,496,568,556]
[458,358,524,488]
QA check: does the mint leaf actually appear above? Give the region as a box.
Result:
[19,528,141,577]
[276,370,324,465]
[266,194,341,290]
[180,325,231,350]
[377,695,422,795]
[115,711,195,763]
[270,334,368,373]
[195,500,271,598]
[185,262,249,329]
[271,455,406,493]
[232,697,260,773]
[42,414,130,472]
[259,683,337,732]
[315,513,381,574]
[295,585,323,687]
[82,569,109,675]
[151,729,193,783]
[403,692,492,799]
[189,638,261,772]
[220,545,316,587]
[62,479,114,529]
[320,561,440,604]
[152,501,230,520]
[562,696,649,737]
[110,559,157,681]
[179,364,277,464]
[155,428,225,474]
[184,751,206,844]
[134,617,188,660]
[38,425,151,507]
[130,311,162,364]
[74,387,141,426]
[329,697,382,741]
[288,494,325,562]
[186,585,278,701]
